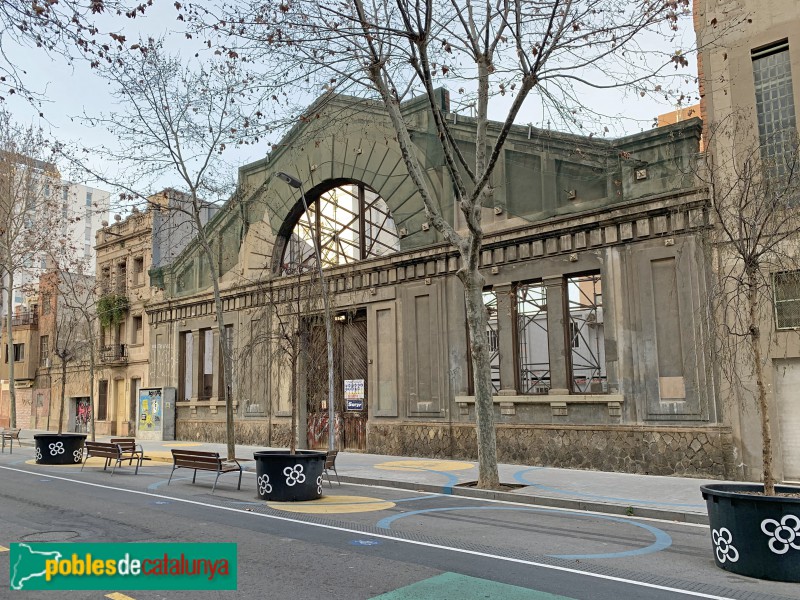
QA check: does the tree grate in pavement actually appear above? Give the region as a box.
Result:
[199,495,796,600]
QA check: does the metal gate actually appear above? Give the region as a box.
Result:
[305,310,368,451]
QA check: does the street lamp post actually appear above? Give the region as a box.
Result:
[276,172,336,452]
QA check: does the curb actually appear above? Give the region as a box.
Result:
[336,475,710,525]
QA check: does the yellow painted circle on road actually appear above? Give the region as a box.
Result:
[374,459,473,472]
[163,442,203,447]
[268,495,396,514]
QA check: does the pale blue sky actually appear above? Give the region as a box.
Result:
[2,3,699,211]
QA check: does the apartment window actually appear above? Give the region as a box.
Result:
[133,256,144,286]
[97,380,108,421]
[132,315,143,345]
[39,335,49,365]
[116,261,127,293]
[752,41,797,178]
[85,191,93,206]
[101,265,111,294]
[775,271,800,328]
[13,343,24,362]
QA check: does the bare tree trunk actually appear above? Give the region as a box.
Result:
[211,286,235,461]
[290,332,298,454]
[57,356,67,435]
[6,272,15,427]
[89,342,96,442]
[461,270,499,489]
[748,269,775,495]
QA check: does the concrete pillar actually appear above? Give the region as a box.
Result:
[494,284,517,395]
[543,276,569,394]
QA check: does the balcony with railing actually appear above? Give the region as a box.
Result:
[99,344,127,364]
[10,310,38,328]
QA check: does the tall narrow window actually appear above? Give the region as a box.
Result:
[752,41,797,178]
[132,315,143,345]
[567,273,606,393]
[199,329,214,399]
[516,282,549,394]
[483,290,500,395]
[97,380,108,421]
[39,335,49,366]
[133,256,144,286]
[179,332,194,401]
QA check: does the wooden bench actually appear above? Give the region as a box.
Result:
[110,438,145,466]
[1,428,21,454]
[82,441,142,475]
[168,449,242,493]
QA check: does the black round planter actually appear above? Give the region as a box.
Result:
[701,483,800,582]
[34,433,87,465]
[253,450,326,502]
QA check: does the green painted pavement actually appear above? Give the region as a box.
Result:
[369,572,576,600]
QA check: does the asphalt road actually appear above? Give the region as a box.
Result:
[1,453,798,600]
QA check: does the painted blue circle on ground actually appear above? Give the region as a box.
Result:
[375,505,671,559]
[350,539,381,546]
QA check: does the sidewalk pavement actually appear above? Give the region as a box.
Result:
[14,429,721,525]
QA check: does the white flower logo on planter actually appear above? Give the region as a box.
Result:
[712,527,739,563]
[35,447,42,461]
[48,442,65,456]
[73,449,83,463]
[283,464,306,487]
[761,515,800,555]
[258,474,272,496]
[316,475,323,495]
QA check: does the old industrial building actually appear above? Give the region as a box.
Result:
[143,89,730,478]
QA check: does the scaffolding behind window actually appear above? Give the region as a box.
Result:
[567,274,606,393]
[516,282,549,394]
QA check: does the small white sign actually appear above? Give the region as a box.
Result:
[344,379,365,400]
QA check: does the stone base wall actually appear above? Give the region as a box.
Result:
[176,419,292,450]
[367,422,735,479]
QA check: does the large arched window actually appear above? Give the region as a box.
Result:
[281,182,400,275]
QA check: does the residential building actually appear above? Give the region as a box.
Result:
[695,0,800,482]
[91,190,217,436]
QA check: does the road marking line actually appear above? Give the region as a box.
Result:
[342,481,710,528]
[0,465,729,600]
[106,593,137,600]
